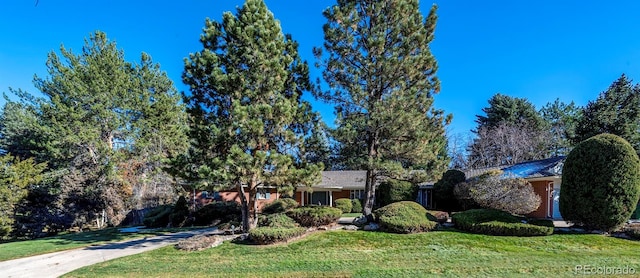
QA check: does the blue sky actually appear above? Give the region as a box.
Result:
[3,0,640,138]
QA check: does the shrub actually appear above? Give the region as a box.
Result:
[560,133,640,232]
[334,199,352,213]
[258,213,299,228]
[170,196,190,227]
[453,181,478,210]
[261,198,299,214]
[249,227,307,245]
[351,199,362,213]
[193,201,241,226]
[287,206,342,227]
[452,209,553,236]
[143,205,173,228]
[426,210,449,224]
[433,169,466,212]
[457,170,540,215]
[374,201,436,234]
[377,179,418,207]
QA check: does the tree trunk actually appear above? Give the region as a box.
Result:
[363,128,379,222]
[363,169,377,222]
[237,183,250,232]
[249,175,259,229]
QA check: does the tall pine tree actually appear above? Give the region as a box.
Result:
[574,74,640,153]
[182,0,321,231]
[314,1,450,219]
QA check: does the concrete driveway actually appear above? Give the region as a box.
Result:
[0,227,217,278]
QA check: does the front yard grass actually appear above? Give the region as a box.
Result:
[0,227,198,262]
[64,230,640,277]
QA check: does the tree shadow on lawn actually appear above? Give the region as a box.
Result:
[82,228,218,250]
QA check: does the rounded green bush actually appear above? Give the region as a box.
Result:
[286,206,342,227]
[351,199,362,213]
[374,201,436,234]
[434,169,466,212]
[261,198,299,214]
[377,179,418,207]
[560,133,640,231]
[334,198,352,213]
[249,227,307,245]
[452,209,553,236]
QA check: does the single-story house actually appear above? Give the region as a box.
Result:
[191,171,369,211]
[194,157,568,218]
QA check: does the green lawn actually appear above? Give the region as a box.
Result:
[64,230,640,277]
[0,227,195,262]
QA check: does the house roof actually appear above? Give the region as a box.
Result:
[312,170,367,190]
[463,166,507,180]
[501,156,565,179]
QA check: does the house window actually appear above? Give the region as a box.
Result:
[350,189,364,200]
[257,188,271,200]
[201,191,209,199]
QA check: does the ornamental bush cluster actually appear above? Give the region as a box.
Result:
[261,198,299,214]
[334,198,352,213]
[286,206,342,227]
[452,209,553,236]
[374,201,436,234]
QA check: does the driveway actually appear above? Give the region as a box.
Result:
[0,227,218,278]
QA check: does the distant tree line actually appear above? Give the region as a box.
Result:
[455,74,640,169]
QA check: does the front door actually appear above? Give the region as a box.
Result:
[552,185,561,219]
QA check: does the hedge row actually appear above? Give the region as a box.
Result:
[286,206,342,227]
[375,201,436,234]
[249,227,307,245]
[452,209,553,236]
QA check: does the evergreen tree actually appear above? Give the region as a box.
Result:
[574,74,640,153]
[182,0,322,231]
[539,98,582,156]
[475,93,544,130]
[314,1,450,219]
[0,155,46,239]
[5,31,187,230]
